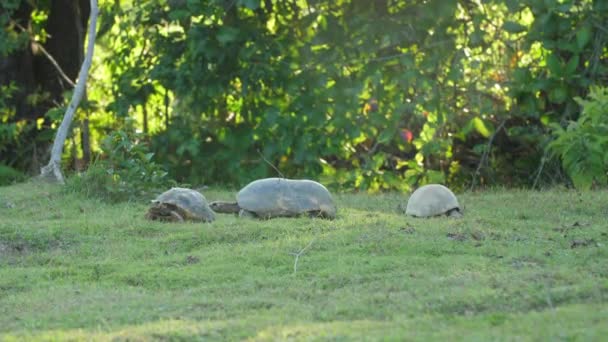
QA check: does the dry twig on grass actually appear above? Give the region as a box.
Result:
[289,238,316,275]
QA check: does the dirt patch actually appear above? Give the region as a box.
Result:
[553,221,590,236]
[470,230,486,241]
[0,235,72,257]
[570,239,597,249]
[446,230,486,242]
[399,226,416,234]
[0,241,29,256]
[446,232,467,241]
[510,256,544,269]
[185,255,201,265]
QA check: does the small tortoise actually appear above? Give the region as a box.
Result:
[146,187,215,222]
[404,184,462,218]
[210,178,337,219]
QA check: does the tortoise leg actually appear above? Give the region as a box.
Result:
[307,210,322,218]
[238,209,258,219]
[307,210,335,220]
[447,209,463,218]
[170,210,185,222]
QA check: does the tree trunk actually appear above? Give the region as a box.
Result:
[40,0,99,183]
[142,104,149,134]
[81,116,91,166]
[164,89,170,128]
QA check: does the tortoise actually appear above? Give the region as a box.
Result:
[404,184,462,218]
[210,178,337,219]
[145,187,215,222]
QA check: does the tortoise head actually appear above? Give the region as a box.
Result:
[145,203,184,222]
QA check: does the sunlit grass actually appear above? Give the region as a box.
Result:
[1,181,606,340]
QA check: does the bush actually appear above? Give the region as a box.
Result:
[65,130,175,202]
[548,86,608,190]
[0,164,25,185]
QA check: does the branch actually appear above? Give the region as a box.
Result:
[40,0,99,183]
[469,118,507,191]
[15,23,76,87]
[532,153,548,189]
[257,149,285,179]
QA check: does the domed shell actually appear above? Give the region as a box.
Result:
[237,178,337,219]
[150,187,215,222]
[405,184,461,217]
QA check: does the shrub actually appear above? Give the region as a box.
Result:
[548,86,608,190]
[0,164,25,185]
[65,130,174,202]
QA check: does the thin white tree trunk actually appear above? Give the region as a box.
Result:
[40,0,99,184]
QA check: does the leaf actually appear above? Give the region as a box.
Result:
[543,0,557,8]
[503,21,526,34]
[216,26,240,45]
[378,128,395,144]
[471,117,491,138]
[540,114,552,125]
[569,169,593,190]
[556,3,573,12]
[565,55,579,76]
[561,42,580,54]
[504,0,521,11]
[469,30,484,46]
[576,26,592,50]
[424,170,445,184]
[549,85,568,104]
[238,0,260,10]
[546,54,562,76]
[168,10,190,21]
[512,68,531,85]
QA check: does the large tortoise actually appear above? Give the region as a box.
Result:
[404,184,462,218]
[146,187,215,222]
[210,178,337,219]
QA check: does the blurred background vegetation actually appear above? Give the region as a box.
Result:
[1,0,607,193]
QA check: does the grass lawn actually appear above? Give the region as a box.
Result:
[1,181,607,341]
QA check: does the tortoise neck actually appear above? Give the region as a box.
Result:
[210,201,240,213]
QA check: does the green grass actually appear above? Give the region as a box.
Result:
[1,181,607,341]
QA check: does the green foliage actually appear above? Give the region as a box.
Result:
[0,164,25,185]
[504,0,606,175]
[101,0,517,190]
[0,0,28,56]
[549,86,608,190]
[508,0,601,119]
[0,83,53,173]
[0,83,18,154]
[65,130,174,202]
[2,0,608,190]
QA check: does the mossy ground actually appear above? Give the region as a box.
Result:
[0,181,607,341]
